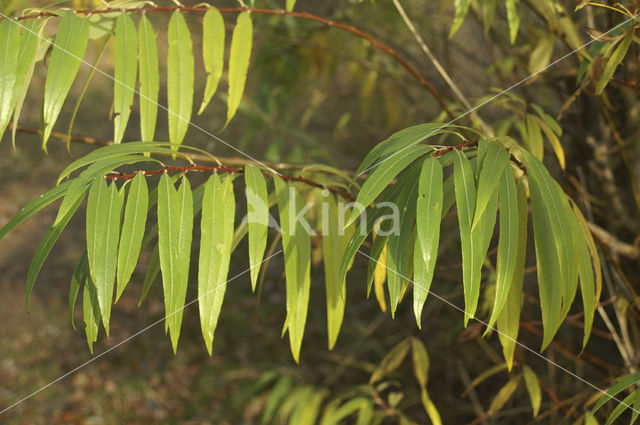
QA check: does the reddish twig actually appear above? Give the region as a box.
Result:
[5,5,456,120]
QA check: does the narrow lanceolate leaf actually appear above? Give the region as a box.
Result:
[138,14,159,142]
[590,372,640,415]
[370,338,411,385]
[158,174,193,352]
[472,142,509,231]
[286,0,297,12]
[411,338,430,390]
[450,0,472,37]
[83,277,101,353]
[322,193,350,349]
[199,7,224,115]
[274,176,311,362]
[0,19,19,140]
[522,366,542,417]
[167,11,194,148]
[26,190,84,310]
[572,210,595,348]
[244,165,268,291]
[413,157,443,327]
[346,145,430,227]
[116,172,148,302]
[497,179,527,370]
[488,375,521,414]
[596,30,633,95]
[86,179,123,336]
[113,13,137,144]
[505,0,520,44]
[198,174,235,355]
[41,12,89,150]
[486,169,518,330]
[69,251,89,330]
[225,11,252,127]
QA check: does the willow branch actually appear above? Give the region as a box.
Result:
[6,4,456,120]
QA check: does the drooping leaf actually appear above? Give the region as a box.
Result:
[370,338,411,385]
[505,0,520,44]
[199,7,224,115]
[534,116,565,170]
[472,142,509,230]
[286,0,297,12]
[529,34,555,74]
[346,145,430,227]
[158,173,193,352]
[373,243,388,312]
[198,173,235,355]
[486,169,518,330]
[139,243,160,306]
[497,179,527,370]
[69,251,89,330]
[488,375,521,413]
[116,172,148,302]
[41,12,89,150]
[113,13,137,144]
[590,373,640,415]
[138,14,159,142]
[274,176,311,362]
[411,337,430,390]
[225,11,253,127]
[86,178,123,336]
[244,165,268,291]
[526,114,544,160]
[450,0,472,37]
[26,186,84,310]
[522,365,542,417]
[83,276,101,353]
[0,19,19,140]
[413,157,443,327]
[596,30,633,95]
[167,11,194,149]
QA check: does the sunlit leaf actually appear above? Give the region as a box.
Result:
[198,173,235,355]
[41,12,89,150]
[522,365,542,417]
[167,11,194,149]
[286,0,297,12]
[113,13,137,144]
[529,34,555,74]
[199,7,224,115]
[116,172,148,301]
[450,0,471,37]
[0,19,19,140]
[245,165,268,291]
[226,11,253,127]
[472,142,509,230]
[138,14,159,142]
[373,243,388,312]
[505,0,520,44]
[596,30,633,95]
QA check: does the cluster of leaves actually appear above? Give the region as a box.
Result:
[0,4,253,148]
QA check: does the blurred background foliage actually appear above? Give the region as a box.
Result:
[0,0,639,424]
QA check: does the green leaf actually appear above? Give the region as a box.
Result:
[591,373,640,415]
[69,251,89,330]
[116,172,148,302]
[486,169,518,330]
[138,14,159,142]
[261,377,292,425]
[0,180,73,243]
[596,30,633,95]
[167,11,194,148]
[274,176,311,362]
[522,365,542,417]
[158,174,193,352]
[413,157,443,327]
[506,0,520,44]
[245,165,269,291]
[421,390,442,425]
[346,145,430,227]
[0,19,20,140]
[526,114,544,160]
[199,7,225,115]
[488,375,521,414]
[604,392,636,425]
[411,337,430,390]
[83,276,101,353]
[497,179,527,370]
[472,142,509,230]
[370,338,411,384]
[41,12,90,150]
[533,115,565,170]
[113,13,137,144]
[530,104,562,136]
[225,11,253,127]
[86,178,124,336]
[26,186,84,310]
[529,34,555,74]
[322,192,352,349]
[198,174,235,355]
[450,0,472,37]
[286,0,297,12]
[139,243,160,306]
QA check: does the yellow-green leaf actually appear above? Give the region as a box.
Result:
[472,142,509,231]
[450,0,472,37]
[199,7,225,114]
[225,11,253,127]
[0,19,19,140]
[198,174,235,355]
[116,172,148,302]
[41,12,90,150]
[370,338,411,385]
[413,157,443,327]
[286,0,297,12]
[113,13,137,144]
[83,276,101,353]
[245,165,268,291]
[596,30,633,95]
[506,0,520,44]
[529,34,555,74]
[488,375,521,414]
[534,115,565,170]
[522,365,542,417]
[411,337,430,390]
[167,11,194,149]
[138,14,159,142]
[526,114,544,160]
